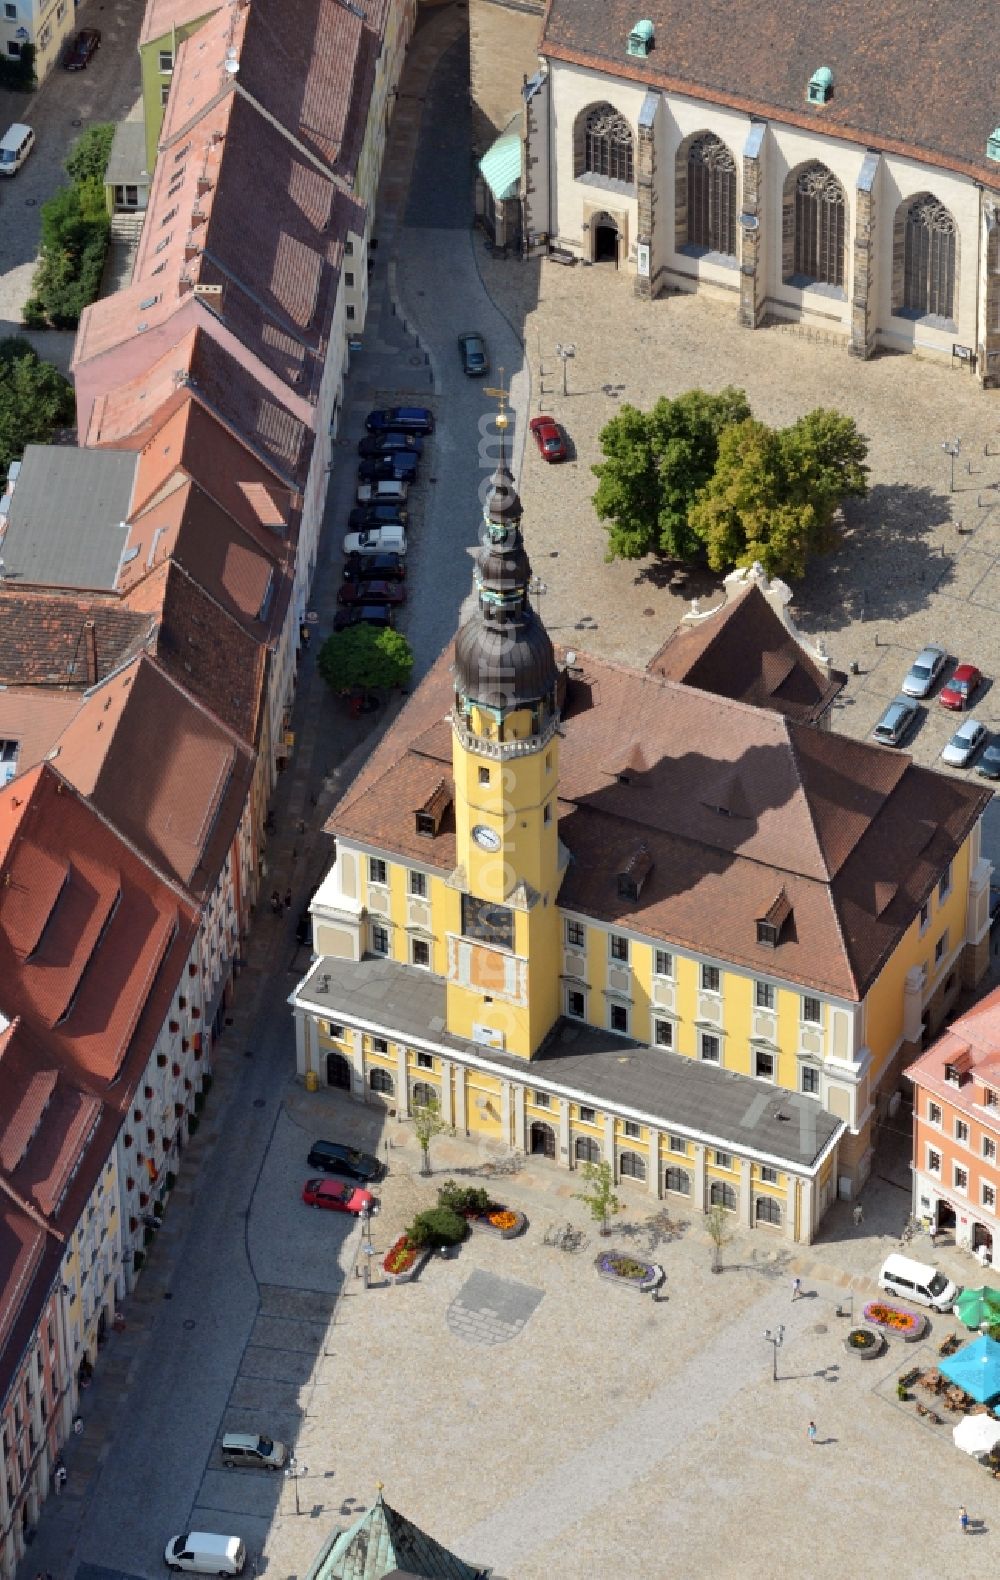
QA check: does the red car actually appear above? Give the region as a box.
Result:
[939,663,982,711]
[302,1178,377,1215]
[529,415,567,463]
[63,28,101,69]
[337,579,406,607]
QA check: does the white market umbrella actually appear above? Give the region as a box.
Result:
[953,1413,1000,1456]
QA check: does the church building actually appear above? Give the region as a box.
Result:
[291,442,992,1244]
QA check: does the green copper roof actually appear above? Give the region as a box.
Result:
[479,118,522,202]
[305,1489,489,1580]
[989,126,1000,163]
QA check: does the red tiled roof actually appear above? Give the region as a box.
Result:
[329,644,989,1000]
[542,0,1000,188]
[139,0,220,48]
[49,654,255,900]
[0,588,152,688]
[907,985,1000,1107]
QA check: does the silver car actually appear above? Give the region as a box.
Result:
[872,695,919,747]
[941,718,987,768]
[901,644,947,698]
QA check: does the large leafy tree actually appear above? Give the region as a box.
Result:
[689,408,869,578]
[592,386,751,561]
[0,338,75,474]
[317,623,414,696]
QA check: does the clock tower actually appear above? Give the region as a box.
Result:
[446,420,563,1058]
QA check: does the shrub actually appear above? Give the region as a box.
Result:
[437,1181,492,1215]
[64,124,115,187]
[405,1206,468,1249]
[24,125,114,330]
[0,338,75,473]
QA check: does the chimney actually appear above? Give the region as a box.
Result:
[193,282,224,312]
[83,619,98,686]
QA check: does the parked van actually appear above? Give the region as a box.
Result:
[878,1253,960,1312]
[356,478,408,508]
[0,123,36,176]
[165,1531,246,1574]
[221,1430,287,1470]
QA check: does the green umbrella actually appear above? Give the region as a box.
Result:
[954,1285,1000,1330]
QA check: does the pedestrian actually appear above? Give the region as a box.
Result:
[959,1505,969,1534]
[284,887,292,910]
[270,889,281,916]
[807,1421,817,1446]
[297,818,306,836]
[791,1275,801,1301]
[852,1204,864,1228]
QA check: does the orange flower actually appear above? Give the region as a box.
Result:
[488,1210,518,1230]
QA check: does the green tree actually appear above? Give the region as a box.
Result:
[688,408,869,579]
[573,1160,621,1236]
[317,623,413,696]
[412,1094,449,1177]
[64,123,115,188]
[406,1206,467,1248]
[592,386,751,562]
[0,338,75,474]
[705,1204,732,1273]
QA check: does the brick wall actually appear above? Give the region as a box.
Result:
[469,0,544,156]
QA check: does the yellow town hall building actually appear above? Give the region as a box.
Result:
[292,457,992,1243]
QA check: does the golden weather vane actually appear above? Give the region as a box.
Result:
[484,368,509,430]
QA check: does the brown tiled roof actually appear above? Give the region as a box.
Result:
[541,0,1000,188]
[0,689,83,780]
[907,985,1000,1106]
[0,763,197,1083]
[139,0,220,47]
[0,589,152,688]
[125,558,268,745]
[86,328,314,491]
[49,654,254,900]
[329,645,989,1000]
[648,585,845,724]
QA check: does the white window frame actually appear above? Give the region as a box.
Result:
[565,986,586,1020]
[755,981,776,1010]
[565,918,585,949]
[983,1136,997,1163]
[926,1145,941,1176]
[578,1106,596,1124]
[954,1118,969,1146]
[653,949,673,978]
[953,1163,969,1194]
[982,1181,997,1211]
[928,1100,943,1127]
[408,869,427,898]
[755,1048,776,1082]
[700,963,721,994]
[668,1134,687,1154]
[918,899,930,935]
[938,862,952,901]
[370,920,390,956]
[802,995,822,1025]
[368,856,388,886]
[800,1065,820,1096]
[759,1165,779,1185]
[609,1002,630,1035]
[652,1017,673,1049]
[410,937,431,970]
[700,1031,721,1064]
[609,932,629,964]
[623,1119,641,1140]
[714,1150,732,1170]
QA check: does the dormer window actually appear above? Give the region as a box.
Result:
[944,1062,963,1087]
[756,921,778,948]
[413,778,452,838]
[807,67,833,105]
[617,843,652,901]
[756,889,791,948]
[626,18,654,57]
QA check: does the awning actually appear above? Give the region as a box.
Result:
[939,1334,1000,1404]
[479,116,522,202]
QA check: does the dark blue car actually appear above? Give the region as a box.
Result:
[364,406,435,435]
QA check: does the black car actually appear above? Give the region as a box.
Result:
[343,551,406,582]
[332,604,395,632]
[357,432,423,459]
[364,406,435,436]
[307,1140,384,1183]
[458,332,489,376]
[63,27,101,68]
[357,453,419,484]
[347,503,408,531]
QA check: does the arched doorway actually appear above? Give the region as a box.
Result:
[575,1135,600,1165]
[529,1121,556,1159]
[593,215,620,266]
[326,1051,352,1091]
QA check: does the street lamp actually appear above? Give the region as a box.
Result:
[554,342,576,397]
[285,1456,308,1515]
[763,1324,785,1383]
[941,437,961,493]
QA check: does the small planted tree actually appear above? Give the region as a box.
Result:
[573,1160,620,1237]
[412,1093,448,1177]
[406,1206,467,1249]
[706,1204,732,1274]
[317,623,413,701]
[437,1180,492,1215]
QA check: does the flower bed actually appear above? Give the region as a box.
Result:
[862,1301,927,1341]
[382,1236,431,1285]
[470,1206,527,1240]
[595,1250,663,1292]
[843,1326,885,1359]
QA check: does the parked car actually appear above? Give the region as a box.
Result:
[164,1533,245,1575]
[976,735,1000,780]
[343,551,406,582]
[941,717,987,767]
[0,123,35,176]
[356,479,408,507]
[358,432,423,459]
[938,662,982,711]
[343,524,406,556]
[221,1432,287,1471]
[901,643,948,698]
[347,504,407,531]
[337,579,406,607]
[63,27,100,68]
[357,453,419,484]
[365,406,435,435]
[302,1178,378,1214]
[307,1139,384,1182]
[458,331,489,376]
[529,414,567,462]
[332,604,395,632]
[871,695,919,747]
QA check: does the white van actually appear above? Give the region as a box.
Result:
[356,478,408,508]
[878,1252,960,1312]
[343,524,406,557]
[164,1531,246,1574]
[0,123,35,176]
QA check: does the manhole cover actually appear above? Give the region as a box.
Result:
[813,1323,828,1335]
[643,607,655,616]
[244,1049,253,1058]
[408,354,423,366]
[71,118,82,127]
[163,1292,173,1301]
[182,1319,196,1330]
[25,198,36,207]
[253,1098,266,1108]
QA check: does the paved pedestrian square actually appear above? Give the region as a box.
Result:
[446,1270,544,1345]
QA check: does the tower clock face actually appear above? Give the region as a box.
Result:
[472,824,501,852]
